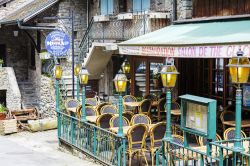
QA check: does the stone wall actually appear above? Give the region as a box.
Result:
[0,67,21,110]
[39,75,56,118]
[177,0,192,20]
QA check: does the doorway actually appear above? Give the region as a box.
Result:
[0,44,6,67]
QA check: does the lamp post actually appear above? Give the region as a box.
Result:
[54,62,63,138]
[227,50,250,151]
[79,66,89,122]
[74,63,81,101]
[113,70,128,137]
[160,59,179,141]
[122,59,130,95]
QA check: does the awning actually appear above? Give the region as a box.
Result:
[0,0,59,24]
[119,20,250,58]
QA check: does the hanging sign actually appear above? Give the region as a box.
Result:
[45,31,70,57]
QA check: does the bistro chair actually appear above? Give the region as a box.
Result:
[127,124,149,166]
[157,98,166,121]
[85,98,98,107]
[143,94,158,102]
[163,101,181,122]
[131,114,151,125]
[138,99,152,117]
[122,111,134,124]
[96,113,114,129]
[76,106,98,118]
[100,105,118,114]
[109,115,130,128]
[148,122,166,166]
[123,95,137,112]
[65,99,80,116]
[223,127,247,140]
[220,111,235,132]
[198,134,222,146]
[95,102,111,115]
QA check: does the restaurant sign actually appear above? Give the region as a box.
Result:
[119,44,250,58]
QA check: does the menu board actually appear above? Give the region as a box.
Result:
[186,102,208,134]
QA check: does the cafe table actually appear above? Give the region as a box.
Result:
[109,124,155,136]
[86,114,119,124]
[124,101,158,107]
[222,120,250,128]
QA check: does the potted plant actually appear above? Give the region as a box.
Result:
[0,104,7,120]
[152,68,160,88]
[0,59,3,67]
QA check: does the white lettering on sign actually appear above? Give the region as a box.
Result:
[119,44,250,58]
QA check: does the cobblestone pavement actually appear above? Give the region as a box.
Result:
[0,130,101,166]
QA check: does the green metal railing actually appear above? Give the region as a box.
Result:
[58,111,126,166]
[156,138,250,166]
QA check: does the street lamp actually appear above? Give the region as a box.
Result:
[160,59,179,141]
[227,50,250,151]
[122,59,131,74]
[54,62,63,138]
[113,70,128,137]
[79,66,89,122]
[74,63,81,101]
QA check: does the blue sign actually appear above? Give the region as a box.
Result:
[45,31,70,57]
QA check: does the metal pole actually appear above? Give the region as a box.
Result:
[234,87,244,151]
[164,89,172,141]
[77,77,80,101]
[71,10,75,98]
[56,80,61,139]
[81,86,87,122]
[117,94,124,137]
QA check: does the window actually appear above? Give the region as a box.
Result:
[133,0,150,12]
[100,0,114,15]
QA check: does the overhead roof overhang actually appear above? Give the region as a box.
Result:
[0,0,59,25]
[119,20,250,58]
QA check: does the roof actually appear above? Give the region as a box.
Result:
[118,20,250,58]
[0,0,59,24]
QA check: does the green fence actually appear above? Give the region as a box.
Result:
[58,111,126,166]
[156,138,250,166]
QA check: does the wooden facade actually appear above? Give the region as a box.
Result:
[193,0,250,17]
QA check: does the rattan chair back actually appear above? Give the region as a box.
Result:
[96,113,114,129]
[223,127,247,140]
[122,111,134,123]
[86,98,98,106]
[109,115,130,128]
[100,105,118,114]
[131,114,151,125]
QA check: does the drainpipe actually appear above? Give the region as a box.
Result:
[17,20,56,30]
[172,0,177,22]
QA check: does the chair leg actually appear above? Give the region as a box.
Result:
[142,150,148,166]
[151,151,155,166]
[129,153,132,166]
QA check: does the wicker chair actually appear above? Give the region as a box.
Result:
[220,111,235,132]
[148,122,166,166]
[96,113,114,129]
[85,98,98,107]
[131,114,151,125]
[223,127,247,140]
[162,101,181,122]
[95,102,111,115]
[76,106,98,118]
[157,98,166,121]
[123,95,137,112]
[198,134,222,146]
[122,111,134,124]
[143,94,158,102]
[109,115,130,128]
[100,105,118,114]
[138,99,152,117]
[127,124,149,166]
[65,99,80,116]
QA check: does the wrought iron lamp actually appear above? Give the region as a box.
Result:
[79,66,89,122]
[54,62,63,138]
[74,63,81,101]
[113,70,128,137]
[122,59,131,74]
[160,58,179,141]
[227,50,250,151]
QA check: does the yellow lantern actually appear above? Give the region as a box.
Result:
[122,59,131,74]
[160,60,179,88]
[54,64,63,80]
[114,70,128,92]
[74,63,81,76]
[79,67,89,86]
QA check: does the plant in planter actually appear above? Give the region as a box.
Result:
[0,104,7,120]
[152,68,160,88]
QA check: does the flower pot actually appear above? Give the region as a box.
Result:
[0,112,6,120]
[153,79,159,88]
